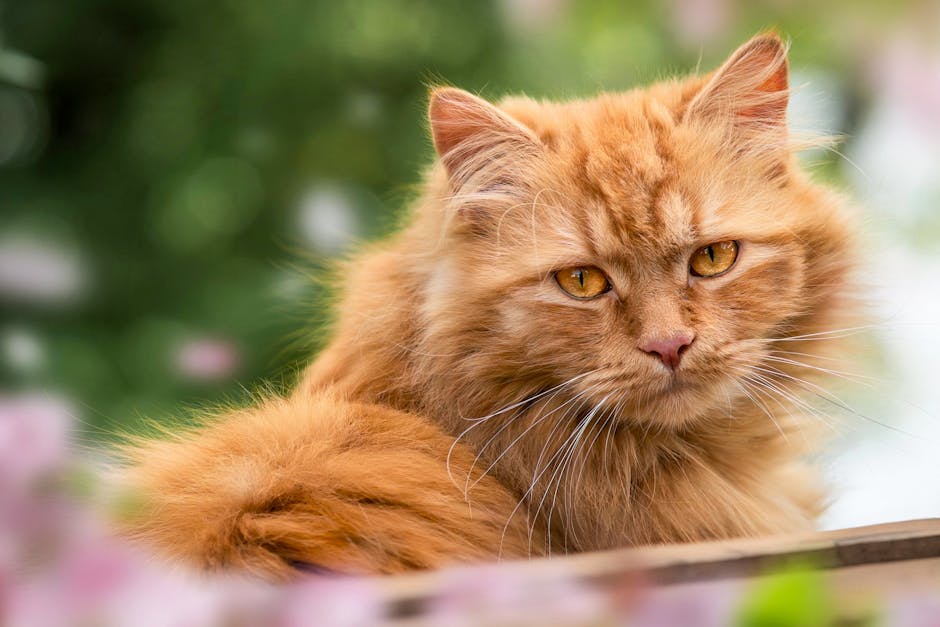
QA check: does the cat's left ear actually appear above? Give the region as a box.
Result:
[684,33,789,144]
[428,87,541,186]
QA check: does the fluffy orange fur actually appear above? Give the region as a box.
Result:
[117,34,858,580]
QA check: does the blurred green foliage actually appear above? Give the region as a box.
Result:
[736,568,833,627]
[735,565,881,627]
[0,0,916,439]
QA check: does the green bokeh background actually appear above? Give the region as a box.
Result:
[1,0,935,443]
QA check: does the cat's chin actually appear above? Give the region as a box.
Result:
[618,377,729,430]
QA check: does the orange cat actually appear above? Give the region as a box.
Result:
[118,33,857,581]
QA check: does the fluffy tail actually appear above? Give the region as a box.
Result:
[115,392,536,580]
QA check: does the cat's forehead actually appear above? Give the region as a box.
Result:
[502,90,708,260]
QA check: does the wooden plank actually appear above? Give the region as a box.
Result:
[379,518,940,619]
[603,517,940,585]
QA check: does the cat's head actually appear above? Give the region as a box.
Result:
[418,33,855,429]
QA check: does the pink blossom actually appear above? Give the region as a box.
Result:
[425,564,609,626]
[868,34,940,134]
[627,579,742,627]
[886,595,940,627]
[498,0,569,34]
[275,577,384,627]
[174,338,240,381]
[669,0,733,47]
[0,394,71,493]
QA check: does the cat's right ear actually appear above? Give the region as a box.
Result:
[428,87,541,187]
[684,33,790,148]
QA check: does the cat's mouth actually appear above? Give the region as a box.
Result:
[644,376,696,401]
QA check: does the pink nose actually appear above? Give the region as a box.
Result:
[639,332,695,371]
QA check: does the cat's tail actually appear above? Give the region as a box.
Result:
[113,392,537,580]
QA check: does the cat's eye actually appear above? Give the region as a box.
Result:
[689,240,739,277]
[554,266,611,299]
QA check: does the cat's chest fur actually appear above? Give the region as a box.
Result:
[443,400,821,553]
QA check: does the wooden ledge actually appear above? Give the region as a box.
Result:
[565,517,940,586]
[380,518,940,616]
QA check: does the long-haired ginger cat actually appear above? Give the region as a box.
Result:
[119,33,857,580]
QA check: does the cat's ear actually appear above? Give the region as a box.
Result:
[428,87,541,185]
[684,33,789,143]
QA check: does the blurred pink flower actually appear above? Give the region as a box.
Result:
[868,34,940,133]
[275,577,383,627]
[174,338,240,381]
[669,0,732,47]
[627,579,742,627]
[0,394,71,492]
[425,564,609,626]
[886,595,940,627]
[498,0,569,34]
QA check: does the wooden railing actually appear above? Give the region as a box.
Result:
[381,519,940,621]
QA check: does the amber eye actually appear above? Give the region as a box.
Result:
[554,266,611,299]
[689,240,739,277]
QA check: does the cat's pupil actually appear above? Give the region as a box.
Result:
[707,246,715,263]
[576,269,584,287]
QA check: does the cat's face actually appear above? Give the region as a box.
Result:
[422,34,854,428]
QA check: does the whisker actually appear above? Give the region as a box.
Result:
[745,324,884,344]
[466,380,595,494]
[538,395,611,555]
[746,349,938,426]
[498,386,599,557]
[462,370,598,423]
[446,371,597,491]
[734,379,788,441]
[752,363,922,440]
[771,348,865,364]
[568,402,620,537]
[760,354,878,385]
[557,396,613,549]
[739,370,838,438]
[528,392,598,554]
